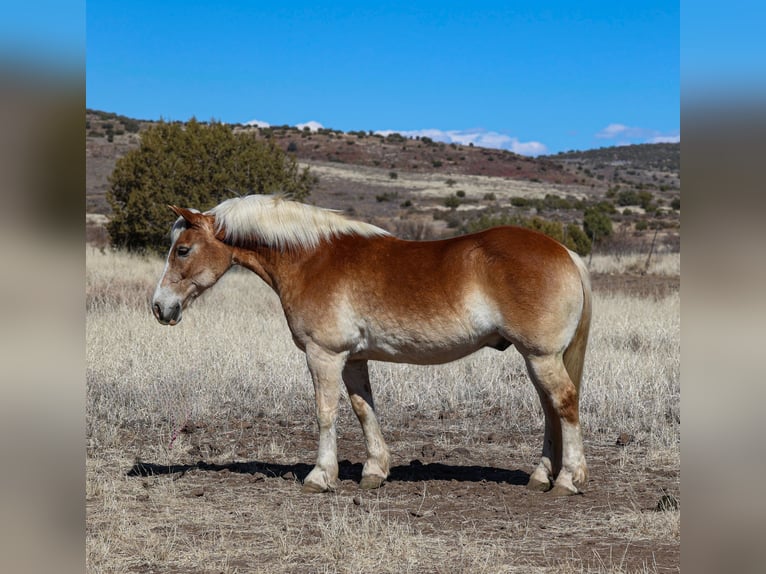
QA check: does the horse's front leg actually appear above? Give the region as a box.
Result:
[302,345,345,493]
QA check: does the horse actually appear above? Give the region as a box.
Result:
[152,194,592,496]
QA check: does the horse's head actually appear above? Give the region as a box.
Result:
[152,205,233,325]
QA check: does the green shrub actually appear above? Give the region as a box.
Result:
[638,190,655,210]
[542,194,574,210]
[617,189,640,206]
[565,223,592,255]
[510,197,530,207]
[107,119,315,253]
[583,207,614,243]
[376,191,399,202]
[592,200,617,214]
[444,195,461,209]
[123,117,141,133]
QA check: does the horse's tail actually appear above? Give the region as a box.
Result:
[563,250,592,392]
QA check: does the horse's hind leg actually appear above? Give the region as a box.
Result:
[526,388,558,492]
[342,360,391,489]
[524,354,587,496]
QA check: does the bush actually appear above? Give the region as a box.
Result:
[376,191,399,202]
[107,119,315,253]
[510,197,530,207]
[638,190,655,210]
[444,195,461,209]
[583,207,614,244]
[565,223,592,255]
[617,189,640,206]
[592,200,617,214]
[541,194,574,210]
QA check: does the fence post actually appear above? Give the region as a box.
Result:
[644,228,659,273]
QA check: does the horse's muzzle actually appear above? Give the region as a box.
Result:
[153,301,182,325]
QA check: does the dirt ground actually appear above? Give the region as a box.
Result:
[91,408,679,573]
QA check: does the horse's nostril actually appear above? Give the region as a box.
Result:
[153,303,161,319]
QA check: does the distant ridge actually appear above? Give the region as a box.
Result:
[543,143,680,173]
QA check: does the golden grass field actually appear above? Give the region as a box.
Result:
[86,247,679,573]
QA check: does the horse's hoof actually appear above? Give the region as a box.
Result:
[526,477,552,492]
[359,475,386,490]
[301,481,329,494]
[549,483,581,497]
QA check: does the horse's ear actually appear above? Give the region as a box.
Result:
[169,205,204,226]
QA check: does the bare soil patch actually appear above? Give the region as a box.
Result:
[88,413,679,573]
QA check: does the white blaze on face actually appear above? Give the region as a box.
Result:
[152,235,184,324]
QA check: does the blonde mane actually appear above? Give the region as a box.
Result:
[206,194,390,250]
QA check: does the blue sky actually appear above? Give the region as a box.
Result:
[86,1,679,155]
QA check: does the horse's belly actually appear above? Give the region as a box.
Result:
[351,327,502,365]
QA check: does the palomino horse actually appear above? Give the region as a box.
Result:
[152,194,591,496]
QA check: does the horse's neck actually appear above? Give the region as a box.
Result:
[231,243,310,294]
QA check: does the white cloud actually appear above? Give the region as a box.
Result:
[245,118,270,127]
[510,140,548,156]
[596,123,680,145]
[244,118,325,132]
[296,120,324,132]
[374,128,547,156]
[596,123,629,138]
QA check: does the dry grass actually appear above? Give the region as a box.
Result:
[587,251,680,276]
[86,247,680,573]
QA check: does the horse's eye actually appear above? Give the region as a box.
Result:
[176,246,191,257]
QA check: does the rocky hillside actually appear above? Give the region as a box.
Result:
[86,110,680,251]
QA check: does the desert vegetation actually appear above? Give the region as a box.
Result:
[106,120,316,253]
[87,111,680,265]
[86,246,679,573]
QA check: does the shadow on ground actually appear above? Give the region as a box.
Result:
[127,458,529,485]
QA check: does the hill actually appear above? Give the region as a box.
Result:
[542,143,680,196]
[86,110,680,251]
